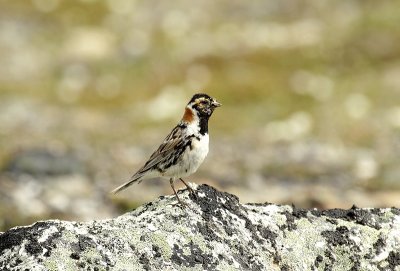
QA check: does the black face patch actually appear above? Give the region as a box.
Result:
[191,98,215,118]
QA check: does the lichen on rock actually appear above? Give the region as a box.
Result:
[1,184,400,271]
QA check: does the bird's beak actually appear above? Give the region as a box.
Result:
[212,100,222,108]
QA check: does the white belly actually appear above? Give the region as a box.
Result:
[164,134,209,178]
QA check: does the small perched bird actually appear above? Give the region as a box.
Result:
[111,93,221,205]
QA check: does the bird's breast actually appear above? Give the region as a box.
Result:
[190,134,209,161]
[180,134,209,176]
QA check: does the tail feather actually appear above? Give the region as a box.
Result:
[111,174,143,194]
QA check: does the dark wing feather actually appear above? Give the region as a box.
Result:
[111,124,187,194]
[136,124,186,174]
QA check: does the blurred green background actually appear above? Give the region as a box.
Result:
[1,0,400,231]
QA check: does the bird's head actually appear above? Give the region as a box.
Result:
[186,93,221,119]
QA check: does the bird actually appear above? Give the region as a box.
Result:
[111,93,221,205]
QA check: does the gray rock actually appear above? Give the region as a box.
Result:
[0,184,399,271]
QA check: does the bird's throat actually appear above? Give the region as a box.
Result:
[182,106,209,135]
[198,115,209,135]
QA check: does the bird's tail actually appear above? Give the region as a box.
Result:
[110,174,144,194]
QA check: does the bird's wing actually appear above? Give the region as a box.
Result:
[111,125,189,194]
[135,124,188,175]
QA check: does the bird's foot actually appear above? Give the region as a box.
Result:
[179,178,198,200]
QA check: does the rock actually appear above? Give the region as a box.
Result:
[0,184,399,271]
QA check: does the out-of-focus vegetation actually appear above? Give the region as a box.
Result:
[1,0,400,231]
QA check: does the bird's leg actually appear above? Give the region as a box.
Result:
[170,178,185,206]
[179,178,197,199]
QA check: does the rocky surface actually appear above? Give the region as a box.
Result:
[1,184,400,271]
